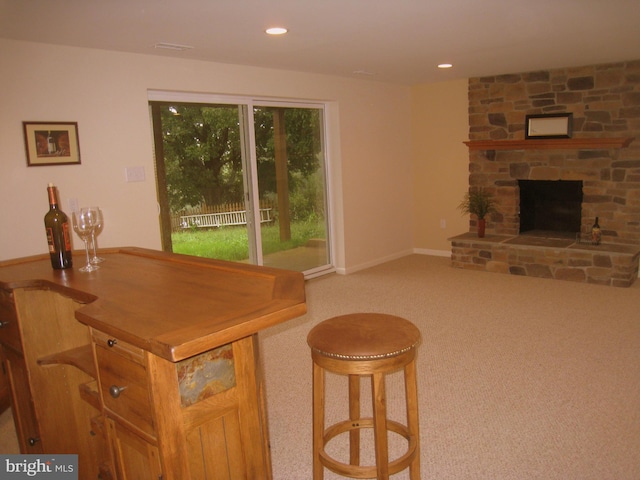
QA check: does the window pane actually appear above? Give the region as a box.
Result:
[254,106,330,272]
[152,102,252,262]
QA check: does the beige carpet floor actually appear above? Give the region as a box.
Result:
[2,254,639,479]
[0,406,18,453]
[260,254,640,479]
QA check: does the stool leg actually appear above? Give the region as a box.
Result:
[405,360,421,480]
[348,374,360,466]
[312,362,325,480]
[371,372,390,480]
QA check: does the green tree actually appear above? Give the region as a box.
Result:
[160,104,244,210]
[253,107,322,198]
[158,103,323,216]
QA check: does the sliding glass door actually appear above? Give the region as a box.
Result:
[253,104,329,272]
[149,93,331,275]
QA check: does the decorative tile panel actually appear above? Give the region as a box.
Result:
[177,343,235,407]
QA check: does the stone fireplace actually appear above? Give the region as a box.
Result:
[450,60,640,287]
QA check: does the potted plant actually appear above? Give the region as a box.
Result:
[458,188,496,238]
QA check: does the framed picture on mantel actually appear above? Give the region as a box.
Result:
[525,113,573,139]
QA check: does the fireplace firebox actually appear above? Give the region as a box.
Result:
[518,180,583,236]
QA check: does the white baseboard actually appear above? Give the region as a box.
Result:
[338,249,414,275]
[335,248,451,275]
[413,248,451,258]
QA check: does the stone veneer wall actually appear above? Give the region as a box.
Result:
[467,60,640,244]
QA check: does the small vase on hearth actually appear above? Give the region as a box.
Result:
[458,188,496,239]
[477,218,486,238]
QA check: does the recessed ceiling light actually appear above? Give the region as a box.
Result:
[438,63,453,69]
[266,27,288,35]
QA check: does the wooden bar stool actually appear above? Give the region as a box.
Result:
[307,313,421,480]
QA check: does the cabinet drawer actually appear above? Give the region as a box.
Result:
[93,330,144,364]
[0,297,21,353]
[95,343,154,437]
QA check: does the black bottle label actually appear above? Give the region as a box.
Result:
[46,223,71,253]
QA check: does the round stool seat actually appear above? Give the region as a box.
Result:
[307,313,421,361]
[308,313,422,480]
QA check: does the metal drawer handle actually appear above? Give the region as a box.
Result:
[0,320,10,328]
[28,437,40,446]
[107,338,117,347]
[109,385,127,398]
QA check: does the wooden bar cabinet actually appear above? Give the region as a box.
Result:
[0,247,306,479]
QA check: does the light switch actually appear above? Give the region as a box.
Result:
[68,198,79,212]
[125,166,146,182]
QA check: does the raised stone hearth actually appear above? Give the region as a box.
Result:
[450,233,640,287]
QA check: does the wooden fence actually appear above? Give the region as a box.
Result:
[170,201,274,232]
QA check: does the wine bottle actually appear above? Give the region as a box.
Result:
[44,183,73,269]
[47,131,57,154]
[591,216,601,246]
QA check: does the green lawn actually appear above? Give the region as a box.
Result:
[171,220,325,261]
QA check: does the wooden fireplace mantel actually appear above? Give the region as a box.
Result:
[464,137,634,151]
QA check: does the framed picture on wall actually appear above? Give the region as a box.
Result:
[525,113,573,139]
[23,121,81,166]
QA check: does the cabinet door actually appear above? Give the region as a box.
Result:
[3,347,42,453]
[107,417,162,480]
[0,289,21,353]
[0,346,11,414]
[0,289,19,414]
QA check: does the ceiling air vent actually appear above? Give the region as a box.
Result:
[154,43,194,51]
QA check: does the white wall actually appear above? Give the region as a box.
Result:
[411,79,470,254]
[0,39,415,271]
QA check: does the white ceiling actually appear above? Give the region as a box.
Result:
[2,0,640,85]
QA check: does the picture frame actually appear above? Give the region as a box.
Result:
[23,121,81,166]
[525,113,573,139]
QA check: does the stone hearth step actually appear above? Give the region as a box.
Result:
[449,232,640,287]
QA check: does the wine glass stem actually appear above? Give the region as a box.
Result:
[91,233,97,259]
[84,238,92,268]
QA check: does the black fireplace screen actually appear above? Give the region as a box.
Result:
[518,180,583,234]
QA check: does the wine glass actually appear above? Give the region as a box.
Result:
[72,209,100,272]
[88,207,105,264]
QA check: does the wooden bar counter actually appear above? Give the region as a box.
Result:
[0,247,307,479]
